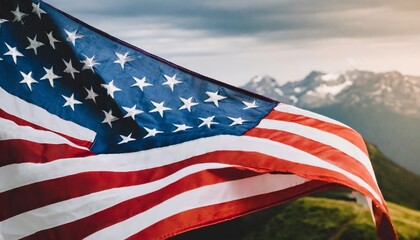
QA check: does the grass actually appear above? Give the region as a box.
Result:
[244,197,420,240]
[388,202,420,239]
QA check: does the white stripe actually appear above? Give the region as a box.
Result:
[0,163,235,240]
[275,103,352,129]
[86,174,307,239]
[366,196,376,224]
[0,135,382,204]
[0,87,96,142]
[0,118,89,151]
[256,119,376,181]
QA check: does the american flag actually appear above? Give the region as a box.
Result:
[0,0,396,239]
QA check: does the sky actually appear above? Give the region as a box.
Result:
[43,0,420,86]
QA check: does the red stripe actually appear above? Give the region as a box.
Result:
[265,110,369,155]
[1,155,225,221]
[0,108,92,148]
[373,203,397,240]
[22,168,261,240]
[0,139,93,167]
[0,107,394,239]
[130,180,336,239]
[0,166,183,221]
[245,128,378,193]
[1,150,382,221]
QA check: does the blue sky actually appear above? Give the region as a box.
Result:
[43,0,420,86]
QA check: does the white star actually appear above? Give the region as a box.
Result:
[26,35,44,55]
[198,116,218,128]
[131,77,152,91]
[122,105,143,119]
[228,117,247,126]
[143,127,163,138]
[46,31,60,49]
[101,80,121,99]
[149,101,171,117]
[114,52,133,69]
[204,91,226,107]
[179,97,198,112]
[62,59,79,79]
[41,67,61,87]
[62,94,82,111]
[19,71,38,91]
[81,55,99,72]
[118,133,136,144]
[32,3,46,18]
[173,123,193,133]
[162,74,182,91]
[11,5,28,23]
[64,29,84,46]
[242,100,258,110]
[84,87,99,103]
[102,110,118,127]
[4,43,24,64]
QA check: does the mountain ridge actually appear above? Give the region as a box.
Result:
[242,70,420,174]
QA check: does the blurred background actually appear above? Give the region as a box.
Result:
[43,1,420,239]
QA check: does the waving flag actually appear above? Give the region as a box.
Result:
[0,0,396,239]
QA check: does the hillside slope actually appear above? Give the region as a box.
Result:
[244,197,420,240]
[171,198,420,240]
[368,143,420,210]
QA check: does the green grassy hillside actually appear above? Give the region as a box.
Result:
[367,143,420,210]
[244,197,420,240]
[313,143,420,209]
[172,197,420,240]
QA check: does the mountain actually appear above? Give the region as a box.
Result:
[242,71,420,174]
[282,70,420,116]
[171,144,420,239]
[242,75,289,103]
[367,143,420,210]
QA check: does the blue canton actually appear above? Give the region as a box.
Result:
[0,0,277,154]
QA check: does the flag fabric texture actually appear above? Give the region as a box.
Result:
[0,0,397,239]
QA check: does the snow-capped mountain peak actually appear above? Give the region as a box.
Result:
[250,75,277,85]
[320,73,340,82]
[243,70,420,117]
[243,75,286,101]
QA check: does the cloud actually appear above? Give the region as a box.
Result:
[44,0,420,43]
[42,0,420,85]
